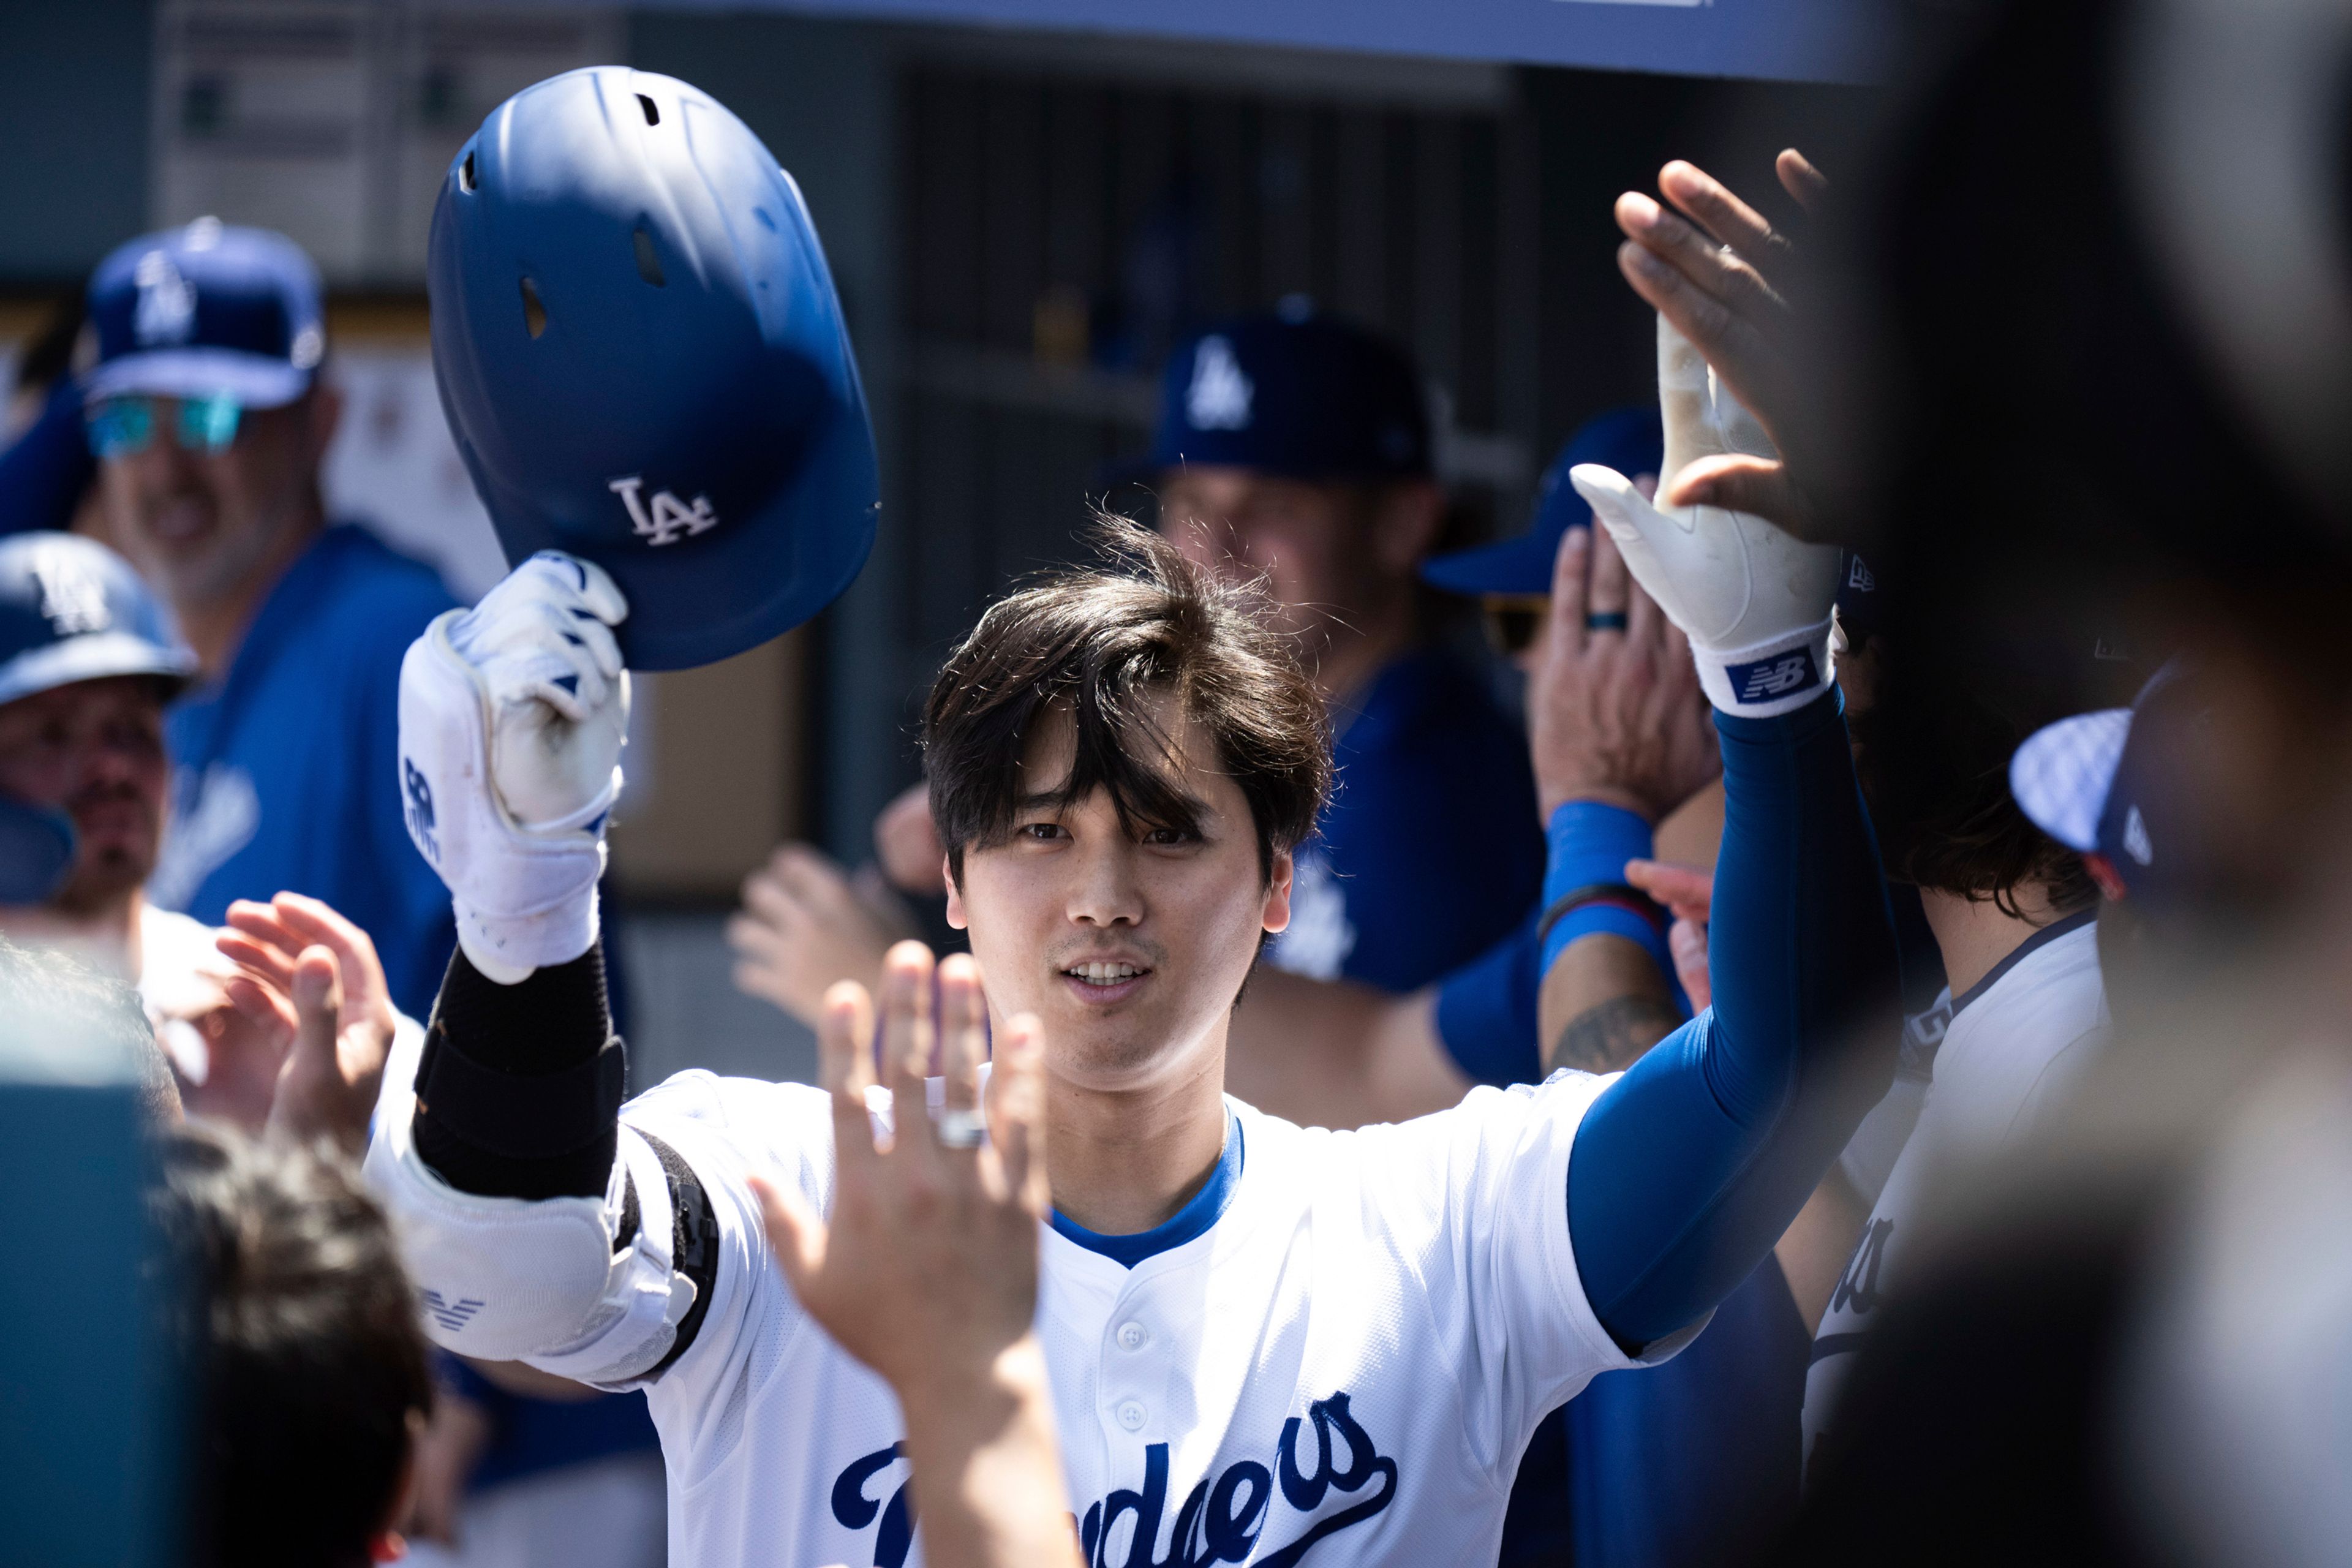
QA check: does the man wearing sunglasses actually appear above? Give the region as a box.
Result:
[80,218,459,1020]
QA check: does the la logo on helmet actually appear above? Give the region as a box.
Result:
[608,476,720,546]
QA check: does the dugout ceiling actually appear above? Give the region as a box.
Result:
[623,0,1891,85]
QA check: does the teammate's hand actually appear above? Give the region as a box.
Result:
[751,943,1050,1402]
[1571,316,1843,720]
[157,973,289,1134]
[755,945,1078,1567]
[1624,858,1713,1011]
[216,892,399,1153]
[1528,521,1717,821]
[398,551,629,979]
[1613,151,1829,538]
[728,844,917,1028]
[874,781,949,897]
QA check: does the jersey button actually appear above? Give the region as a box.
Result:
[1115,1321,1150,1351]
[1115,1400,1147,1432]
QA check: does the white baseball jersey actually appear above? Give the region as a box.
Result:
[388,1063,1686,1568]
[1803,911,2106,1471]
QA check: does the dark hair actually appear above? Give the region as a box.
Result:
[925,518,1329,886]
[156,1124,431,1568]
[1850,647,2100,920]
[0,934,181,1126]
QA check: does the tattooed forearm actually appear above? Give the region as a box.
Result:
[1548,996,1684,1076]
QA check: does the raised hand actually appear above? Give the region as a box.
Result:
[728,844,916,1030]
[1613,151,1830,537]
[1528,519,1718,821]
[398,551,628,980]
[750,943,1078,1568]
[755,941,1047,1388]
[1570,316,1844,720]
[215,891,400,1152]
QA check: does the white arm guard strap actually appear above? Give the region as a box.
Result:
[363,1031,697,1385]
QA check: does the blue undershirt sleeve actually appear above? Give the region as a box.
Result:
[1564,687,1898,1349]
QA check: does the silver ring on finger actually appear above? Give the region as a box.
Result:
[935,1107,987,1149]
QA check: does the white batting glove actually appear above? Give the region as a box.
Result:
[398,552,630,981]
[1570,316,1843,718]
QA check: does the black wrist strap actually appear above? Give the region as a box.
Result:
[1536,882,1666,944]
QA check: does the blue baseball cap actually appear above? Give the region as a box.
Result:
[0,532,197,710]
[1421,407,1662,598]
[2010,662,2206,902]
[84,218,325,410]
[1126,303,1430,484]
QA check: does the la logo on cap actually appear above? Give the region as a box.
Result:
[1186,336,1253,431]
[133,249,196,347]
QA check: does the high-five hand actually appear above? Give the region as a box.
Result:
[398,551,629,980]
[1528,521,1719,821]
[750,943,1079,1568]
[215,891,402,1152]
[1571,317,1842,720]
[1613,152,1829,537]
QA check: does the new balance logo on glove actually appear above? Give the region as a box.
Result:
[402,759,439,862]
[1730,649,1822,704]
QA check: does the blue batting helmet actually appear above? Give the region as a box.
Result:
[428,67,878,671]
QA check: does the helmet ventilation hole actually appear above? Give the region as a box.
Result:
[459,151,475,192]
[519,276,548,338]
[637,93,659,126]
[632,225,666,287]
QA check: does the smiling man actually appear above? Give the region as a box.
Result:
[80,219,458,1019]
[369,501,1896,1565]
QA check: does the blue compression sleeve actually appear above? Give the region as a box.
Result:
[1565,687,1898,1349]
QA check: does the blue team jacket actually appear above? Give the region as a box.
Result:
[153,525,459,1020]
[1267,648,1544,995]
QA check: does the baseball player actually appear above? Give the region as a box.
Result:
[366,287,1896,1566]
[79,219,462,1021]
[1580,145,2121,1481]
[0,530,298,1114]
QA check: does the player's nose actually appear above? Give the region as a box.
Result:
[1065,837,1145,929]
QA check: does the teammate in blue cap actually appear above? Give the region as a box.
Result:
[0,531,286,1114]
[1147,304,1543,995]
[78,217,461,1022]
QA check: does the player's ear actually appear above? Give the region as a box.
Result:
[1261,846,1294,935]
[943,853,968,930]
